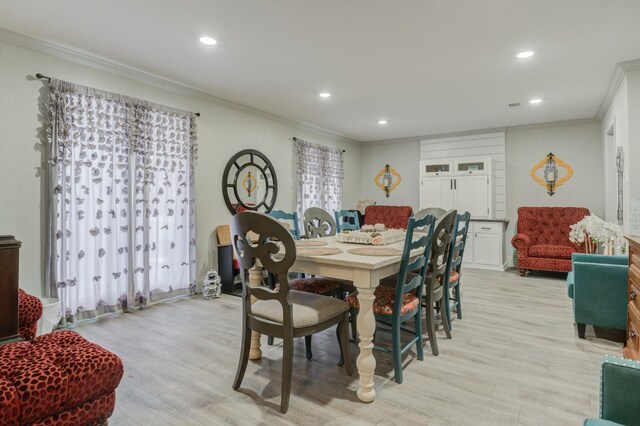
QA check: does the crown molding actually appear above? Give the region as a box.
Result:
[597,59,640,120]
[0,27,361,145]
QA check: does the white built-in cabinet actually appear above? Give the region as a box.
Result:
[420,157,492,219]
[464,221,507,270]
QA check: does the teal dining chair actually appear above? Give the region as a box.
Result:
[443,211,470,330]
[334,209,361,232]
[345,214,436,384]
[268,210,301,240]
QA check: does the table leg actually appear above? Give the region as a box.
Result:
[248,264,263,360]
[356,287,377,402]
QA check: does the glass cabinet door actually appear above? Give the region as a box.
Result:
[456,159,488,175]
[422,161,453,176]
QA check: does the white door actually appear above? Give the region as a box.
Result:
[472,232,500,266]
[421,177,454,210]
[455,176,489,217]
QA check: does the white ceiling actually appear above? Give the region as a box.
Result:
[1,0,640,141]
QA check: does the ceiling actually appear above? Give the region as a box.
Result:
[1,0,640,142]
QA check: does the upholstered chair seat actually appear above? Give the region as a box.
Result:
[346,287,420,316]
[289,277,342,295]
[252,290,349,328]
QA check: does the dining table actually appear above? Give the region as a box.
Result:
[246,234,423,403]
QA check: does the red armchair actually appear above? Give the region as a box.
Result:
[364,205,413,229]
[1,291,124,425]
[511,206,589,276]
[17,289,42,341]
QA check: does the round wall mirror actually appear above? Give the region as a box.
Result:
[222,149,278,214]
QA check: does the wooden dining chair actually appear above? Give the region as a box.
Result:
[268,210,301,240]
[415,207,446,221]
[345,214,436,384]
[423,209,457,356]
[303,207,337,238]
[230,211,353,414]
[334,209,361,232]
[443,211,471,330]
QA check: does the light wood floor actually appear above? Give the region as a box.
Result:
[75,269,623,425]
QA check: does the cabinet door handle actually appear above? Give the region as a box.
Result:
[631,289,637,300]
[481,227,491,230]
[450,179,452,190]
[454,179,457,190]
[630,329,637,339]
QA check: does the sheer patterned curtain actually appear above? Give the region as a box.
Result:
[294,138,344,219]
[46,80,197,323]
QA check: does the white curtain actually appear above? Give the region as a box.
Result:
[294,138,344,219]
[46,80,197,322]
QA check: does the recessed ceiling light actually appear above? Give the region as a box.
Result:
[529,98,543,104]
[319,92,331,98]
[199,36,217,46]
[378,120,388,125]
[516,50,535,59]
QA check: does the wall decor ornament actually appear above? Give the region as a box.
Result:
[222,149,277,214]
[530,152,573,196]
[374,164,401,198]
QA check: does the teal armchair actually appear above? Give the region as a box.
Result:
[567,253,628,338]
[584,356,640,426]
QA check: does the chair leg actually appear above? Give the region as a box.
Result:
[455,285,462,320]
[280,333,294,414]
[338,313,354,375]
[577,322,586,339]
[440,300,452,339]
[337,324,344,367]
[415,308,424,362]
[425,292,439,356]
[392,320,403,384]
[304,335,313,360]
[519,269,527,277]
[350,311,358,343]
[268,336,275,346]
[443,282,453,331]
[232,319,251,391]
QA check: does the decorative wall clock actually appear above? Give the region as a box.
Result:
[222,149,277,214]
[374,164,401,198]
[530,152,573,196]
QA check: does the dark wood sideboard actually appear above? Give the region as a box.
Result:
[625,235,640,360]
[0,235,21,345]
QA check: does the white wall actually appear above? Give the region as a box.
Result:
[358,139,421,210]
[0,40,362,297]
[627,70,640,204]
[359,120,604,266]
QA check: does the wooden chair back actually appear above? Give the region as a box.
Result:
[447,212,471,279]
[230,211,297,323]
[392,214,436,312]
[334,209,361,232]
[303,207,337,239]
[425,209,457,289]
[269,210,301,240]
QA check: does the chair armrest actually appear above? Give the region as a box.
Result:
[572,253,627,266]
[511,233,531,251]
[573,263,628,329]
[600,356,640,425]
[18,289,42,340]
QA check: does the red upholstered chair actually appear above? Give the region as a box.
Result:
[364,205,413,229]
[17,289,42,341]
[511,207,589,276]
[1,291,124,425]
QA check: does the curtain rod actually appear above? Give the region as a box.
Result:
[34,72,201,117]
[291,137,345,153]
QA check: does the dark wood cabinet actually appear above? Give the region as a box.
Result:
[0,235,21,345]
[625,235,640,360]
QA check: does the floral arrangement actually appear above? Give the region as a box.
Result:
[569,214,625,255]
[337,224,405,245]
[202,269,222,299]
